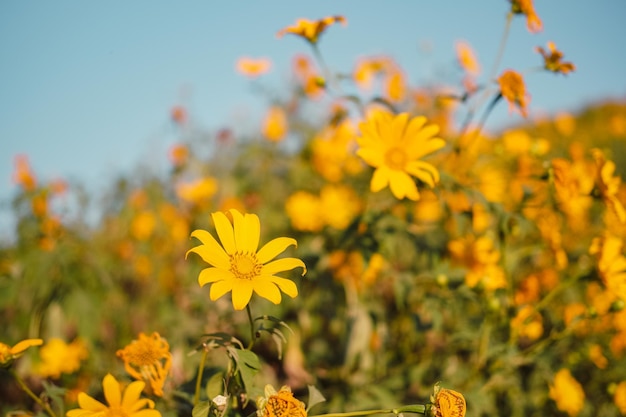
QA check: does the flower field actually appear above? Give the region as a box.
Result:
[2,4,626,417]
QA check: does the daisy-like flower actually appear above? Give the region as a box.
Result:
[548,369,585,417]
[276,16,346,44]
[236,57,272,78]
[497,69,530,118]
[536,41,576,75]
[186,209,306,310]
[510,0,543,33]
[0,338,43,368]
[592,149,626,223]
[256,384,307,417]
[66,373,161,417]
[116,332,172,397]
[356,110,445,201]
[455,40,480,75]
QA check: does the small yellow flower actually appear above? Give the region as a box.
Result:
[257,385,307,417]
[615,381,626,415]
[549,369,585,417]
[356,110,445,201]
[187,209,306,310]
[277,16,346,44]
[236,57,272,78]
[510,0,543,33]
[116,332,172,397]
[497,69,530,118]
[589,233,626,301]
[536,41,576,75]
[38,338,88,379]
[592,149,626,223]
[0,338,43,368]
[263,106,288,142]
[176,177,218,206]
[430,384,466,417]
[455,40,480,75]
[66,373,161,417]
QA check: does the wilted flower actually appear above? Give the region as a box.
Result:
[356,110,445,201]
[187,209,306,310]
[257,385,307,417]
[549,369,585,416]
[117,332,172,397]
[277,16,346,44]
[536,41,576,75]
[66,373,161,417]
[430,384,466,417]
[497,69,530,117]
[0,338,43,368]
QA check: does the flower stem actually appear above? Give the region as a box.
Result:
[246,304,256,349]
[10,370,58,417]
[194,347,209,405]
[311,405,427,417]
[489,12,513,81]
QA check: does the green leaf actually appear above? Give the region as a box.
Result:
[192,401,211,417]
[205,371,225,402]
[227,347,261,392]
[306,385,326,412]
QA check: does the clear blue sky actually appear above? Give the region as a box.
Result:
[1,1,625,239]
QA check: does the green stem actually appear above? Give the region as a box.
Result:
[312,405,427,417]
[489,13,513,81]
[311,43,340,95]
[246,304,256,349]
[10,370,58,417]
[194,347,209,405]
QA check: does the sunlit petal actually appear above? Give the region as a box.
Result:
[210,280,234,301]
[103,374,122,407]
[77,393,107,412]
[370,167,390,192]
[198,267,234,286]
[186,230,230,269]
[265,276,299,298]
[231,279,254,310]
[257,237,297,264]
[262,258,307,276]
[252,279,282,304]
[212,211,236,254]
[122,380,146,410]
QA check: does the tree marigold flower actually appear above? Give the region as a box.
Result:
[236,57,272,78]
[497,69,530,118]
[536,41,576,75]
[592,149,626,223]
[66,373,161,417]
[257,384,307,417]
[430,384,466,417]
[116,332,172,397]
[455,40,480,75]
[37,338,88,379]
[262,106,288,142]
[615,381,626,415]
[12,154,37,191]
[277,16,346,44]
[510,0,543,33]
[186,209,306,310]
[0,338,43,368]
[549,369,585,417]
[356,110,445,201]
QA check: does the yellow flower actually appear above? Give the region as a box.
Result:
[131,211,156,241]
[615,381,626,415]
[511,305,543,341]
[319,184,361,230]
[549,369,585,417]
[236,57,272,78]
[257,384,307,417]
[356,111,445,201]
[176,177,218,206]
[536,41,576,75]
[592,149,626,223]
[285,191,324,232]
[455,40,480,75]
[589,233,626,301]
[187,209,306,310]
[66,373,161,417]
[277,16,346,44]
[0,338,43,367]
[497,69,530,118]
[38,338,88,379]
[263,106,288,142]
[116,332,172,397]
[510,0,543,33]
[431,384,466,417]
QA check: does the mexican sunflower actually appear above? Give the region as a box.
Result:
[276,15,346,44]
[187,209,306,310]
[356,111,445,201]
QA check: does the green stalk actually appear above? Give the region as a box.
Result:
[10,369,58,417]
[194,347,209,405]
[312,405,427,417]
[246,304,256,349]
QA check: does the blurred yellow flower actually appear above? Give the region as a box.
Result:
[256,384,306,417]
[292,55,325,99]
[615,381,626,415]
[12,154,37,191]
[592,149,626,223]
[589,344,608,369]
[117,332,172,397]
[0,338,43,367]
[549,369,585,417]
[131,211,156,241]
[510,0,543,33]
[497,69,530,118]
[67,373,160,417]
[384,69,407,102]
[277,15,346,44]
[357,111,445,201]
[311,120,360,182]
[448,234,506,291]
[37,338,88,379]
[236,56,272,78]
[536,41,575,75]
[320,184,361,230]
[263,106,288,142]
[353,56,390,90]
[455,40,480,75]
[286,191,324,232]
[176,177,218,205]
[187,209,306,310]
[589,233,626,301]
[511,305,543,341]
[168,143,189,167]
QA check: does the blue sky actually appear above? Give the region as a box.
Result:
[1,1,625,239]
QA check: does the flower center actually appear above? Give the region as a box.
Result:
[230,252,262,280]
[384,147,408,170]
[127,343,160,366]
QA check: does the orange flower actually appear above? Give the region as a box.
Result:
[170,106,187,125]
[277,15,347,44]
[510,0,543,33]
[236,57,272,78]
[168,143,189,167]
[117,332,172,397]
[536,41,575,75]
[497,69,530,117]
[353,56,391,90]
[12,154,37,191]
[262,106,288,142]
[455,40,480,75]
[292,54,325,99]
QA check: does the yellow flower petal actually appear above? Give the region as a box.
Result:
[103,374,122,407]
[253,280,283,304]
[10,338,43,355]
[77,392,107,412]
[262,258,307,276]
[122,380,147,410]
[370,167,391,192]
[388,170,419,200]
[187,230,230,269]
[210,280,235,301]
[265,276,299,298]
[231,279,254,310]
[198,267,234,286]
[257,237,298,264]
[212,211,236,254]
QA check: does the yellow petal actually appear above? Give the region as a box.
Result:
[257,237,297,264]
[262,258,306,276]
[252,280,283,304]
[407,160,440,186]
[198,267,234,286]
[212,212,236,254]
[356,148,384,168]
[10,338,43,355]
[187,230,230,269]
[265,276,299,298]
[210,280,234,302]
[409,136,445,160]
[122,380,146,411]
[390,113,410,143]
[404,115,427,139]
[242,211,261,253]
[128,399,155,414]
[388,170,419,200]
[370,167,390,192]
[77,392,107,412]
[131,410,162,417]
[103,374,122,407]
[231,279,254,310]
